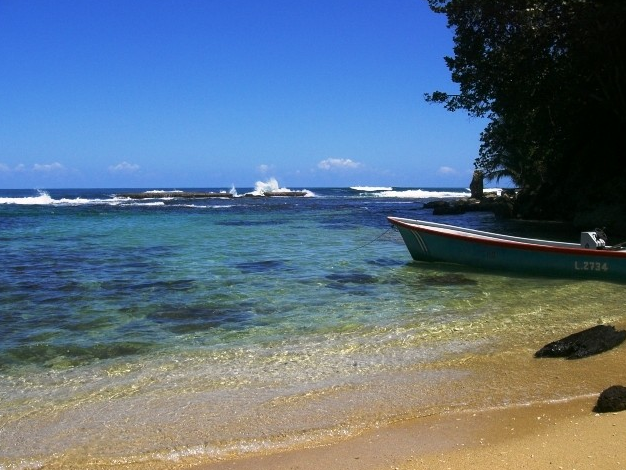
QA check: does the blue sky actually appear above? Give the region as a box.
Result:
[0,0,488,189]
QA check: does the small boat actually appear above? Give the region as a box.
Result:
[388,217,626,281]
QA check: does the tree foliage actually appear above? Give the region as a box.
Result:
[426,0,626,225]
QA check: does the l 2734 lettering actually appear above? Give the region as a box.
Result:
[574,261,609,272]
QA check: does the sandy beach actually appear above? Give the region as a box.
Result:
[199,396,625,470]
[197,321,626,470]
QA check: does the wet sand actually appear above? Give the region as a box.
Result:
[197,320,626,470]
[199,396,625,470]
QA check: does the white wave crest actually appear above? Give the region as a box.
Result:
[144,189,184,194]
[372,189,471,199]
[251,177,287,195]
[350,186,393,192]
[0,190,56,205]
[0,190,134,206]
[244,178,313,197]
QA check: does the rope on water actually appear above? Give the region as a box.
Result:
[346,226,397,253]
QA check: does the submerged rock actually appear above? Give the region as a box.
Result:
[420,274,478,286]
[534,324,626,359]
[594,385,626,413]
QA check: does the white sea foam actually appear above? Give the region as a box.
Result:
[244,177,313,197]
[0,181,316,206]
[0,190,55,205]
[136,201,166,206]
[249,177,289,195]
[372,189,471,199]
[144,189,184,194]
[353,186,504,198]
[484,188,503,196]
[350,186,393,192]
[181,204,235,209]
[0,190,150,206]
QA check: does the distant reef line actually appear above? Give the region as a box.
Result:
[116,191,308,199]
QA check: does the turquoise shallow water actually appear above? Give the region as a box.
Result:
[1,186,625,469]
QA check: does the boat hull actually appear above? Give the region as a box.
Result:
[388,217,626,281]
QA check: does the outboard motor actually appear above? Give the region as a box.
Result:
[581,228,607,249]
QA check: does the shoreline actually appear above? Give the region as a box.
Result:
[198,396,625,470]
[195,322,626,470]
[6,319,625,470]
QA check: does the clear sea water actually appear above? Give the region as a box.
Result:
[1,183,625,469]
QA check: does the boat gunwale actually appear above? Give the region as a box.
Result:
[387,217,626,259]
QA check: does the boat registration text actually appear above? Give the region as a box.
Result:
[574,261,609,272]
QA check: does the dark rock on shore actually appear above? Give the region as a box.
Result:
[425,191,516,218]
[449,174,626,236]
[534,324,626,359]
[423,172,517,218]
[427,200,470,215]
[594,385,626,413]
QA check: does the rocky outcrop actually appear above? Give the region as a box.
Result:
[534,324,626,359]
[118,191,233,199]
[594,385,626,413]
[426,171,518,218]
[425,200,473,215]
[470,170,484,199]
[425,191,516,218]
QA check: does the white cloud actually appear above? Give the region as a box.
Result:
[33,162,64,172]
[109,161,140,173]
[257,164,271,174]
[437,166,458,176]
[0,162,79,181]
[1,163,27,173]
[317,158,361,170]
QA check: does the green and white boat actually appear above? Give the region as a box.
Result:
[388,217,626,281]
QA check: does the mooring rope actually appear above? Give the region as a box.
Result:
[346,225,397,252]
